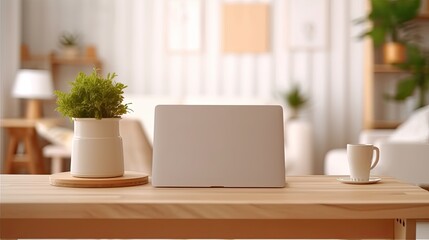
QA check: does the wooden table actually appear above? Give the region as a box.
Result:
[0,119,48,174]
[1,175,429,239]
[0,118,62,174]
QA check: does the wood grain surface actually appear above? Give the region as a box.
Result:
[2,175,429,220]
[2,175,429,239]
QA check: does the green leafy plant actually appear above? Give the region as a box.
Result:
[356,0,420,46]
[59,32,79,47]
[55,69,131,119]
[386,43,429,108]
[281,84,308,119]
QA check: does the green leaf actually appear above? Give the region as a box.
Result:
[282,85,308,110]
[369,27,387,46]
[357,0,421,45]
[370,0,391,18]
[393,0,421,22]
[387,78,416,101]
[54,69,131,119]
[395,44,427,72]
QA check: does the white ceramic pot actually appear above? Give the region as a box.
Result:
[71,118,124,178]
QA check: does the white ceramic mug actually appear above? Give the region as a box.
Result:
[347,144,380,182]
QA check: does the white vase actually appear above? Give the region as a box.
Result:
[71,118,124,178]
[285,119,313,175]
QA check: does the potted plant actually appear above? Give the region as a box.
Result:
[59,32,79,59]
[385,43,429,109]
[281,84,308,120]
[356,0,421,64]
[55,69,131,178]
[280,85,312,174]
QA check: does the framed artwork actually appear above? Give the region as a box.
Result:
[166,0,203,53]
[288,0,328,50]
[222,3,270,53]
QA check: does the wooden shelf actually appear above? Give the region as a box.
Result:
[416,13,429,20]
[363,5,428,130]
[368,120,402,129]
[373,64,406,73]
[21,44,102,69]
[20,44,103,88]
[50,56,102,66]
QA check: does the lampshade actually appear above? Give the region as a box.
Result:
[12,69,54,99]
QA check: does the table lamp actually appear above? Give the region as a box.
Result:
[12,69,54,119]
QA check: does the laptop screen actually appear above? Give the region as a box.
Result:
[152,105,286,188]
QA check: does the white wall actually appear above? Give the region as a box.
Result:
[19,0,365,173]
[1,0,21,170]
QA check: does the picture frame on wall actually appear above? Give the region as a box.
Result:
[222,3,270,53]
[287,0,328,50]
[166,0,203,53]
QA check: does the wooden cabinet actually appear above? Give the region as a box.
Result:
[49,52,102,86]
[21,44,102,84]
[363,14,429,129]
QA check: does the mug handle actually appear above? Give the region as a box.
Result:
[370,146,380,170]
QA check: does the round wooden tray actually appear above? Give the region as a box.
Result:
[50,171,149,188]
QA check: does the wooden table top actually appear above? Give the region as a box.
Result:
[1,175,429,220]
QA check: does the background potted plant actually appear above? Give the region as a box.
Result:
[55,69,131,178]
[59,32,79,59]
[356,0,421,64]
[281,84,308,120]
[385,43,429,109]
[280,84,313,175]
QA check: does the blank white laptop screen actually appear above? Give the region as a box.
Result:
[152,105,286,188]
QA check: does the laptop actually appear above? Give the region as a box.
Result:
[151,105,286,188]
